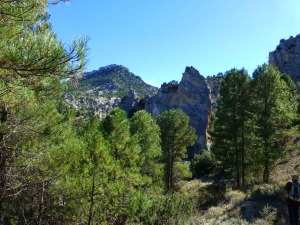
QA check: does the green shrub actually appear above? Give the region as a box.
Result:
[191,149,217,178]
[249,183,281,201]
[125,192,196,225]
[148,194,196,225]
[253,205,277,225]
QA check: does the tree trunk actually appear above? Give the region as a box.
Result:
[165,151,174,192]
[263,163,270,182]
[233,109,240,189]
[88,172,96,225]
[235,145,240,189]
[241,119,246,188]
[165,155,170,191]
[170,155,174,192]
[0,104,8,215]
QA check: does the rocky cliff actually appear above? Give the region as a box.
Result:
[145,67,212,157]
[269,34,300,83]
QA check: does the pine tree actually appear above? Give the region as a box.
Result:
[101,108,146,223]
[0,0,86,222]
[130,110,164,189]
[251,64,298,182]
[156,109,196,192]
[211,68,251,188]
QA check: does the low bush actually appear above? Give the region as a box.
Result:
[249,183,282,201]
[190,149,217,178]
[224,190,246,205]
[134,193,196,225]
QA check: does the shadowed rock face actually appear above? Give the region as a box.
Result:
[145,66,211,157]
[269,34,300,83]
[118,89,145,118]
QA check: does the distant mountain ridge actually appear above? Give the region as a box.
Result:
[64,64,158,118]
[80,64,157,96]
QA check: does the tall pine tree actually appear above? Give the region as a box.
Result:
[212,68,251,188]
[251,64,298,182]
[130,110,163,189]
[156,109,196,192]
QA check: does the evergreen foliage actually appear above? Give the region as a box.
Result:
[156,109,196,192]
[0,0,86,222]
[251,64,298,182]
[212,68,251,188]
[130,110,164,188]
[191,149,217,178]
[211,65,298,186]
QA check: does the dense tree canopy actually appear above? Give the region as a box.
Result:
[0,0,87,223]
[212,65,298,186]
[130,110,163,188]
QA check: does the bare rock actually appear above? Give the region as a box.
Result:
[145,66,211,157]
[269,34,300,83]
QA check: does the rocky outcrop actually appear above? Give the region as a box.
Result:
[206,74,223,111]
[145,66,211,157]
[269,34,300,83]
[119,89,145,117]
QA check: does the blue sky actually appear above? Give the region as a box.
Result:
[49,0,300,87]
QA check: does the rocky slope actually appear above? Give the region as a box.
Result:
[269,34,300,83]
[64,64,158,118]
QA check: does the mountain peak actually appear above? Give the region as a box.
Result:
[181,66,205,85]
[84,64,130,79]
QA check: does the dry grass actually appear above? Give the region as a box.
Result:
[271,144,300,183]
[177,139,300,225]
[184,190,247,225]
[183,187,282,225]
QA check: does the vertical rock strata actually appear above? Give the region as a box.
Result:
[146,67,211,157]
[269,34,300,83]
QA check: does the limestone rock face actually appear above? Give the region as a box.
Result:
[269,34,300,83]
[145,66,211,157]
[119,89,145,117]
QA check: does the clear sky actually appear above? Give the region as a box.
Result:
[49,0,300,87]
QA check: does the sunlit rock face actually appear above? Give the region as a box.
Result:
[145,66,211,157]
[269,34,300,83]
